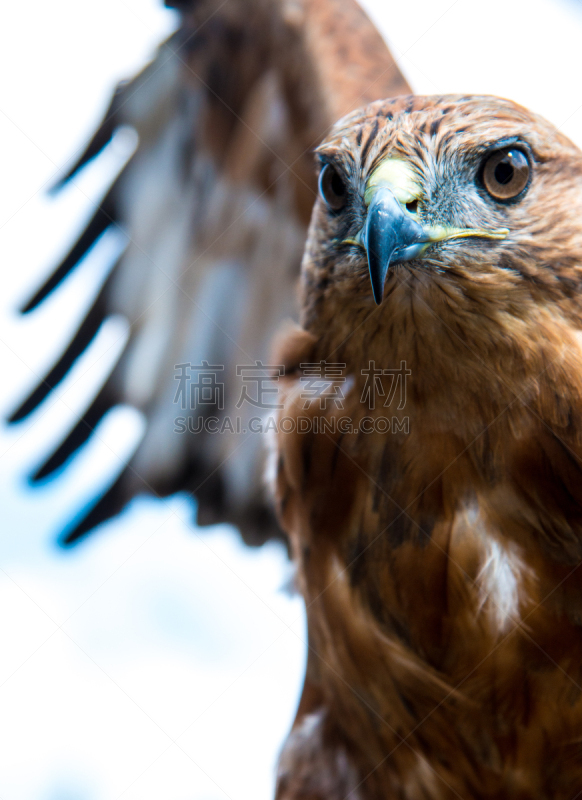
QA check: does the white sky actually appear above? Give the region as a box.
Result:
[1,0,582,798]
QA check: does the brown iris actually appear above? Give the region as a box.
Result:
[319,163,347,210]
[482,148,530,201]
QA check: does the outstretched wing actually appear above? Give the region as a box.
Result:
[10,0,410,546]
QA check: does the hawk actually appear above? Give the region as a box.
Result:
[273,94,582,797]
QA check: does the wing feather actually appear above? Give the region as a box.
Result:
[20,177,120,314]
[11,261,120,426]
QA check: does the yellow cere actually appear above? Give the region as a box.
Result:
[364,158,421,207]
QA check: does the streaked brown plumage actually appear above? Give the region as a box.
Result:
[274,95,582,798]
[11,0,408,546]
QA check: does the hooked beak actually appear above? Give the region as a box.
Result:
[354,186,509,305]
[363,188,426,304]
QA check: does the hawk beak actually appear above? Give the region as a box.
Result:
[362,187,426,305]
[355,186,509,305]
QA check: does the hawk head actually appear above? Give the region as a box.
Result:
[303,95,582,331]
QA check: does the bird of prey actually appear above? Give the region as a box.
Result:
[9,0,409,546]
[16,0,582,795]
[273,94,582,797]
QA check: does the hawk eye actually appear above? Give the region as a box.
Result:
[319,164,347,210]
[481,148,530,201]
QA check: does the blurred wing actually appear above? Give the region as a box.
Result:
[10,0,410,546]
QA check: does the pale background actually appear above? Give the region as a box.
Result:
[1,1,582,798]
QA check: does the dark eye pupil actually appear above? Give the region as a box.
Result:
[319,163,347,210]
[331,170,345,197]
[494,160,514,185]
